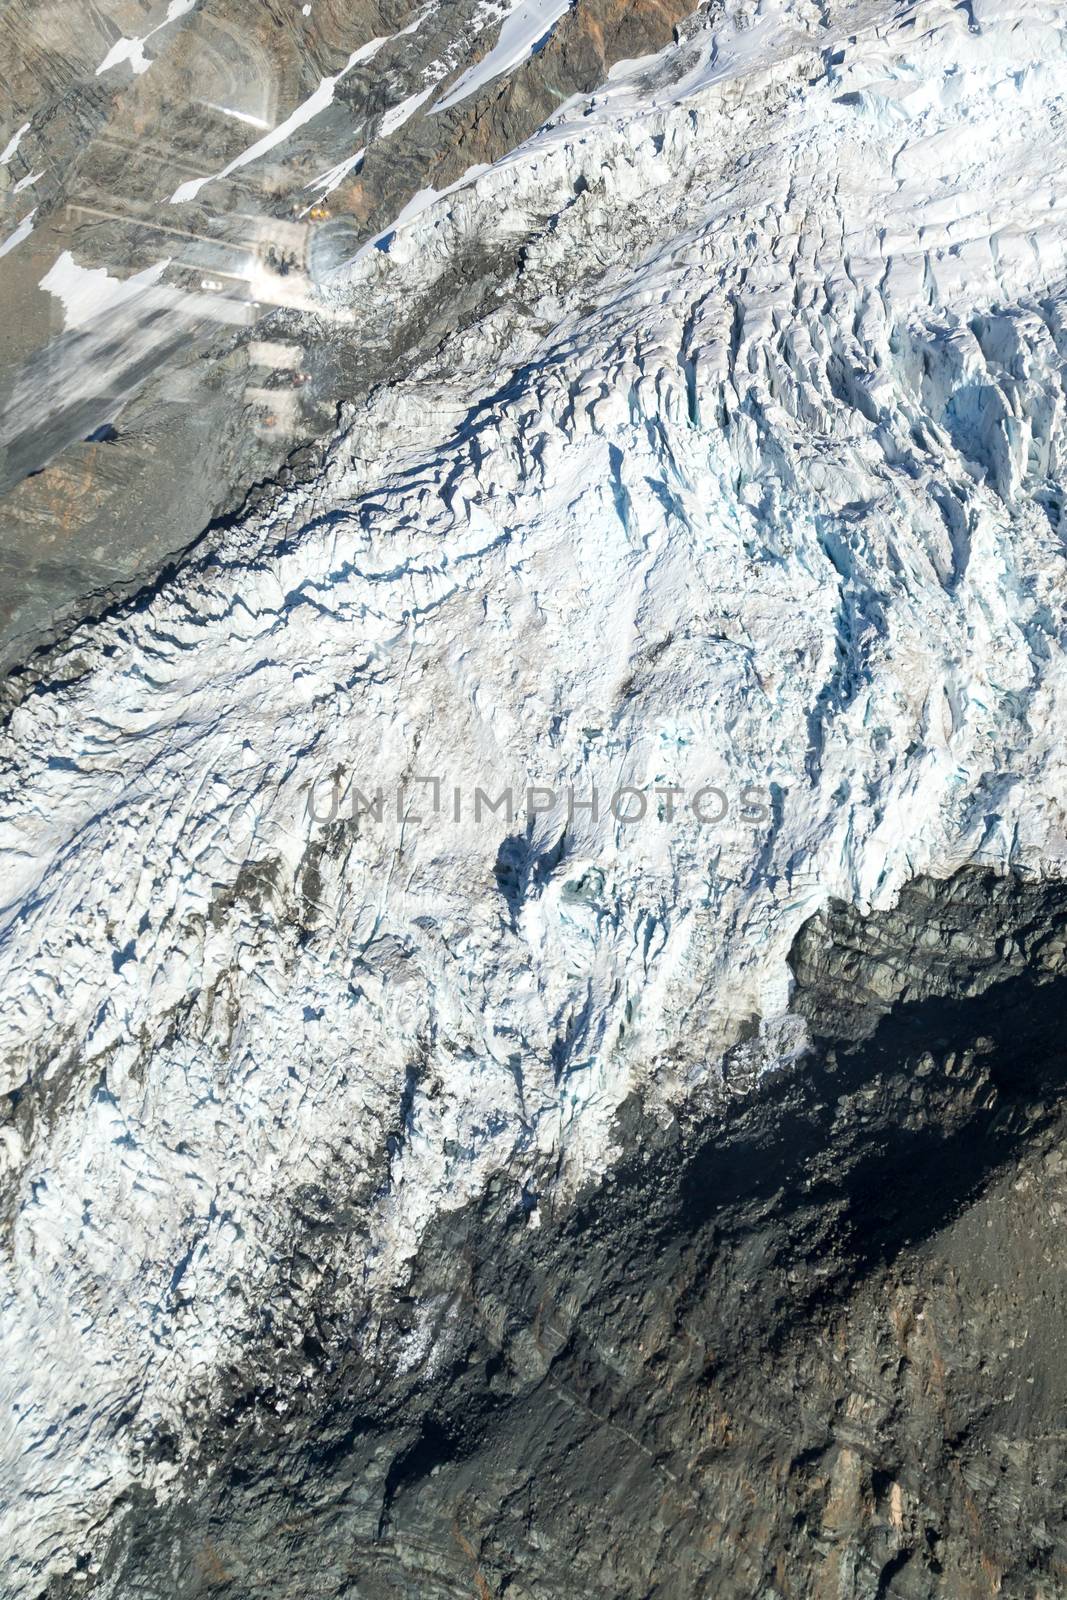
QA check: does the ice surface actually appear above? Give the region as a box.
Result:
[4,0,1067,1589]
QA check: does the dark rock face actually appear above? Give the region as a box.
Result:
[70,868,1067,1599]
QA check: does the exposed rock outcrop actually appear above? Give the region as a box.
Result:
[57,868,1067,1599]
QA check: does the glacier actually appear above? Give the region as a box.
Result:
[2,0,1067,1591]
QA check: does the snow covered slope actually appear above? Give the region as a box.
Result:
[2,0,1067,1589]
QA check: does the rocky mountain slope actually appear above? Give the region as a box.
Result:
[2,0,1067,1595]
[0,0,688,664]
